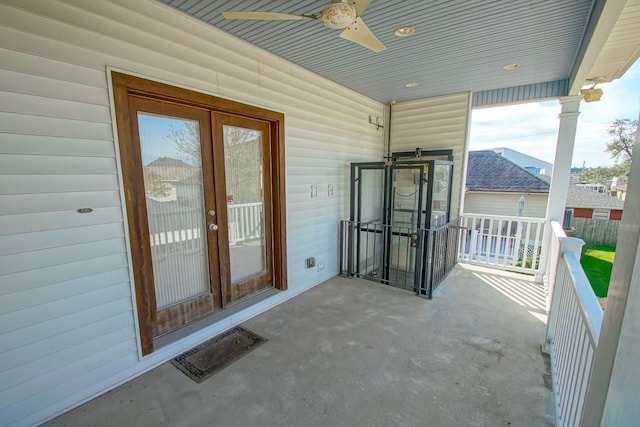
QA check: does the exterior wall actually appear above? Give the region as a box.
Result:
[610,209,623,220]
[390,92,472,217]
[569,207,623,220]
[0,0,383,424]
[491,147,553,175]
[463,192,549,218]
[573,207,594,219]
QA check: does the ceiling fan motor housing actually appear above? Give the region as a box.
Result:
[322,1,357,29]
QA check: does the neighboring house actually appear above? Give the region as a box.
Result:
[489,147,554,176]
[611,183,628,201]
[575,182,608,193]
[570,166,584,183]
[464,151,550,218]
[566,184,625,220]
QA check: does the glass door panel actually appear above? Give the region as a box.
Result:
[138,113,210,309]
[223,125,267,284]
[213,113,273,304]
[358,168,385,223]
[431,163,452,227]
[355,167,385,278]
[391,167,423,228]
[388,166,424,289]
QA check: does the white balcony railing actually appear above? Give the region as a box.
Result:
[544,221,604,427]
[227,202,263,244]
[457,214,546,274]
[148,202,263,248]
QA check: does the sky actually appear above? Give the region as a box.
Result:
[138,113,199,166]
[469,59,640,168]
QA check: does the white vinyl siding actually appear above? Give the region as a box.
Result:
[464,192,549,218]
[0,0,383,425]
[389,93,472,217]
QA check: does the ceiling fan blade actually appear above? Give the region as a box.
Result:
[340,17,386,52]
[349,0,372,16]
[222,11,314,21]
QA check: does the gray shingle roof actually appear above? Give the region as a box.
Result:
[566,185,625,209]
[466,151,550,193]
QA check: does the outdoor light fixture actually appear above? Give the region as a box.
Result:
[394,26,416,37]
[581,87,603,102]
[581,78,605,102]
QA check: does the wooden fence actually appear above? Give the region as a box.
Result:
[571,218,619,246]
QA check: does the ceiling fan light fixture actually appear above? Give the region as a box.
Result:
[394,26,415,37]
[322,1,357,29]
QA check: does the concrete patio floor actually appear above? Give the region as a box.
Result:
[47,264,554,426]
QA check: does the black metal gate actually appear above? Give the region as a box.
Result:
[340,217,461,298]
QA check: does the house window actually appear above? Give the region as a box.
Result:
[525,166,541,175]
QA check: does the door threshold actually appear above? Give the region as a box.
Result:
[154,287,281,350]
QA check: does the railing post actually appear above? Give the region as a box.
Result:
[543,236,584,354]
[469,229,478,261]
[347,221,354,276]
[414,228,425,296]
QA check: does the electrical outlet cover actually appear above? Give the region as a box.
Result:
[305,257,316,268]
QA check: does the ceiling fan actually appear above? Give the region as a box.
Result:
[222,0,386,53]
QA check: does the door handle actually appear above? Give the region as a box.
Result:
[208,223,219,231]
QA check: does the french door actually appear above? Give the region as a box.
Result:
[112,73,286,355]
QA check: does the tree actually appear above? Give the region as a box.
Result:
[580,163,630,184]
[143,169,172,198]
[167,122,264,203]
[606,118,637,164]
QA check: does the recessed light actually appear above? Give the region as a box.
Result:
[394,26,415,37]
[404,82,419,88]
[502,62,521,70]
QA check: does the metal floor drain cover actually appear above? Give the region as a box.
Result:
[171,326,267,383]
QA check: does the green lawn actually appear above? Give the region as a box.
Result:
[580,244,616,298]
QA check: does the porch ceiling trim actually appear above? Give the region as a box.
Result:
[472,79,569,108]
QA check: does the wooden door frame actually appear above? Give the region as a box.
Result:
[111,72,287,355]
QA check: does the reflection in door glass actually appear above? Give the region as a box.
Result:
[138,113,210,309]
[223,125,267,284]
[431,164,451,227]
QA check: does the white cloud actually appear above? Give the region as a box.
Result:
[470,59,640,168]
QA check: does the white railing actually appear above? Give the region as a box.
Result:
[543,221,565,310]
[148,202,263,247]
[227,202,263,244]
[457,214,546,274]
[544,222,604,427]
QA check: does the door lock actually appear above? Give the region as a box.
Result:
[208,223,219,231]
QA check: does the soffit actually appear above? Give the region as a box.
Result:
[587,0,640,83]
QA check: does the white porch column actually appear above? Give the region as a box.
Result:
[545,95,581,221]
[538,95,581,279]
[582,112,640,427]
